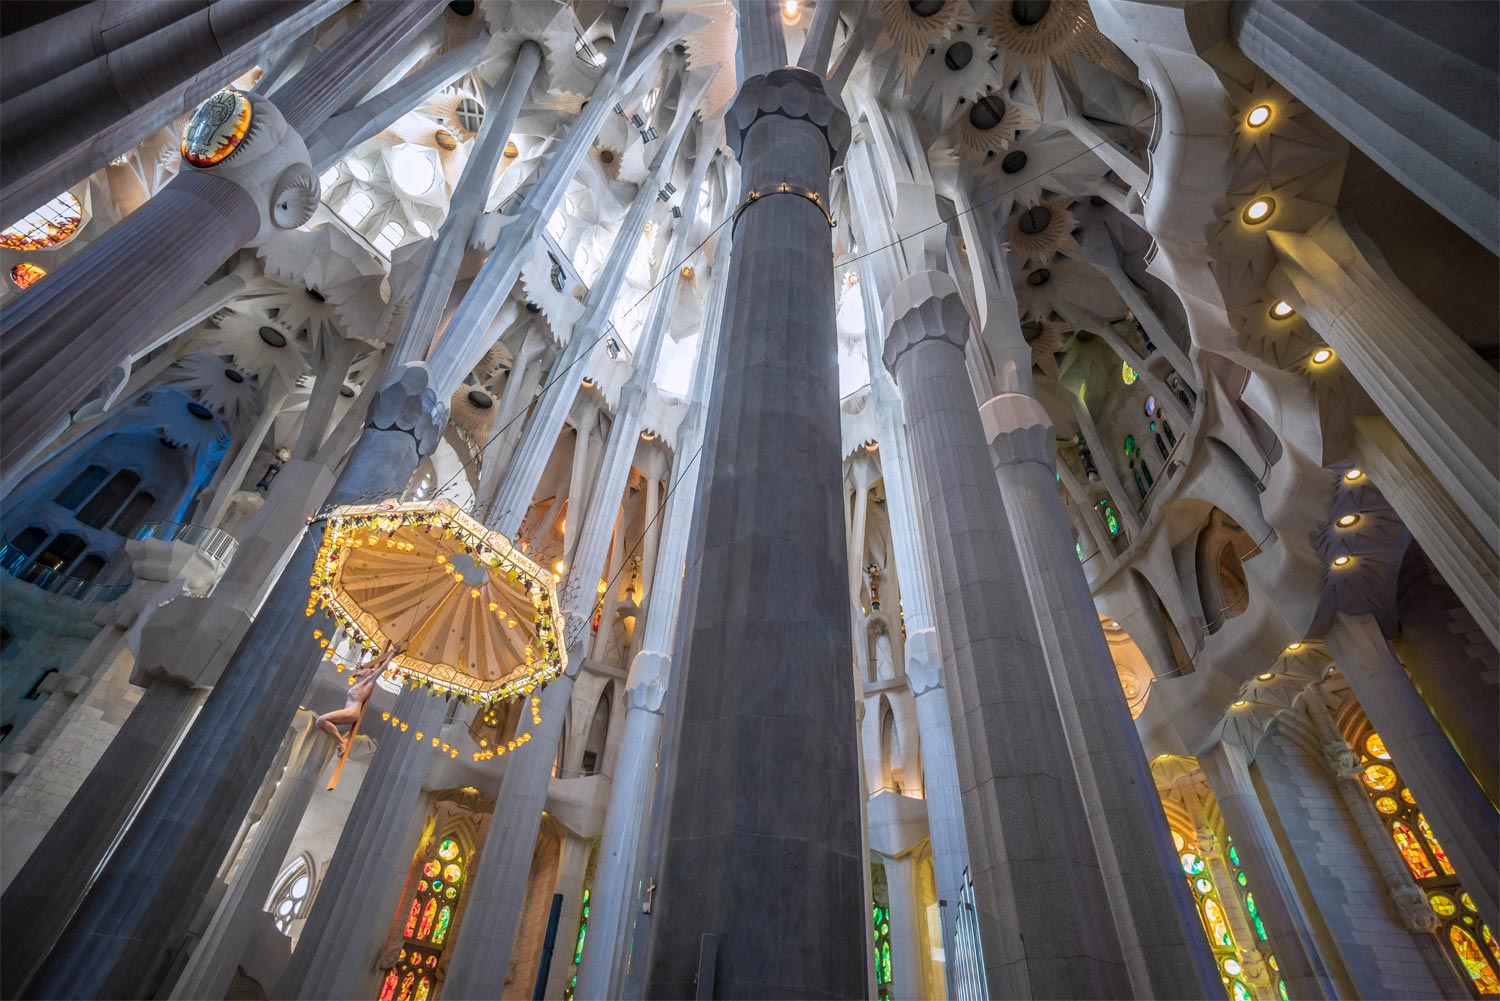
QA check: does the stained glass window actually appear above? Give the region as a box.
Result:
[1416,814,1456,876]
[1174,831,1253,1000]
[381,834,467,1000]
[1101,501,1121,538]
[1121,361,1137,385]
[1450,926,1500,995]
[1364,733,1390,760]
[1361,764,1397,791]
[874,903,893,998]
[9,262,46,289]
[1393,822,1437,879]
[1,192,83,250]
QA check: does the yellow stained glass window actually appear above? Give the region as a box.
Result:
[1431,895,1458,917]
[1,192,82,251]
[1122,361,1138,385]
[1374,797,1398,815]
[1416,814,1456,876]
[1362,764,1397,791]
[1364,732,1390,760]
[1392,822,1437,880]
[9,262,46,289]
[1449,925,1500,995]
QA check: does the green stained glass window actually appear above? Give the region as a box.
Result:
[1076,542,1084,562]
[873,904,893,998]
[1124,434,1136,457]
[1102,502,1121,537]
[1228,845,1239,866]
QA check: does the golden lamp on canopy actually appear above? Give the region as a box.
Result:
[308,497,566,705]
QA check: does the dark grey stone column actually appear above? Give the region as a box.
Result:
[983,393,1225,1000]
[0,0,443,475]
[1229,0,1499,252]
[643,67,866,1000]
[0,681,201,998]
[882,270,1130,998]
[21,365,446,1001]
[0,0,341,220]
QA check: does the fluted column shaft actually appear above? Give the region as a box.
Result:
[23,366,447,1000]
[278,686,446,999]
[574,202,727,1000]
[983,393,1222,999]
[644,64,865,1000]
[1270,217,1499,555]
[1199,741,1336,999]
[168,711,330,1001]
[883,271,1128,998]
[1322,612,1500,930]
[883,854,926,1001]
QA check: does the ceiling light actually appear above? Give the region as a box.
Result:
[1344,469,1364,482]
[1257,673,1274,681]
[1270,300,1294,319]
[1232,700,1248,708]
[1332,555,1352,567]
[1246,104,1272,128]
[1107,620,1119,628]
[783,0,798,13]
[1337,513,1360,527]
[1286,642,1302,651]
[554,560,567,574]
[1243,197,1275,224]
[1311,347,1335,365]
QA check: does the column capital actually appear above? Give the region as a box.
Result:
[181,90,319,245]
[624,649,671,713]
[881,270,967,377]
[366,363,448,457]
[980,393,1054,468]
[726,67,852,167]
[903,627,944,697]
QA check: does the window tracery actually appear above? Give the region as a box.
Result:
[1,192,83,250]
[379,835,467,1001]
[269,854,314,935]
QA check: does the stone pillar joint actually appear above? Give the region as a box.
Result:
[365,363,448,457]
[880,269,967,376]
[725,67,852,170]
[980,393,1055,470]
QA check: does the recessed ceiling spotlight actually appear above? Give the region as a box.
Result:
[1311,347,1335,365]
[1243,197,1275,224]
[1286,642,1302,651]
[1332,555,1353,567]
[1232,700,1248,708]
[1246,104,1272,128]
[1344,469,1364,482]
[1337,513,1360,527]
[1269,300,1294,319]
[1257,673,1275,681]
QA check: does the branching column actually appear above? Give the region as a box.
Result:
[882,269,1129,998]
[643,62,865,999]
[984,391,1223,998]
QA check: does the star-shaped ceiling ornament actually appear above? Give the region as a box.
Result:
[872,0,973,82]
[984,0,1131,109]
[1006,197,1084,267]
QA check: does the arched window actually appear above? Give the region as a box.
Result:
[54,465,107,510]
[1,191,83,250]
[77,470,141,529]
[871,862,893,1000]
[339,191,374,227]
[109,491,156,537]
[11,526,47,556]
[879,699,904,793]
[582,688,610,775]
[71,554,106,582]
[381,835,467,1001]
[1173,829,1258,999]
[36,533,86,572]
[373,220,405,256]
[268,854,315,935]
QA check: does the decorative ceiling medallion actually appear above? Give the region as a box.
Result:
[309,498,567,706]
[181,90,253,168]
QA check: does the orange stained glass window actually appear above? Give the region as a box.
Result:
[10,262,46,289]
[1450,925,1500,995]
[396,971,416,1001]
[417,897,437,939]
[1,192,82,250]
[379,971,399,1001]
[1416,814,1456,876]
[1362,764,1398,791]
[1392,822,1437,879]
[404,898,421,937]
[1364,732,1390,760]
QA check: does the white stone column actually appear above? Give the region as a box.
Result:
[1322,612,1500,930]
[572,208,728,999]
[1199,740,1338,999]
[1269,216,1499,556]
[291,334,359,459]
[883,854,926,1001]
[201,374,292,530]
[168,711,330,1001]
[277,685,446,1000]
[982,392,1223,1000]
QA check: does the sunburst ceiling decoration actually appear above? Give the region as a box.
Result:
[158,351,264,426]
[984,0,1129,107]
[872,0,971,81]
[1007,197,1084,266]
[1024,319,1071,378]
[949,92,1036,164]
[449,383,496,442]
[310,498,567,705]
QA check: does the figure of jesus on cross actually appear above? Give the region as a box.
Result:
[316,640,403,758]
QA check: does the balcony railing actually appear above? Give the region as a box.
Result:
[135,521,239,567]
[0,540,129,602]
